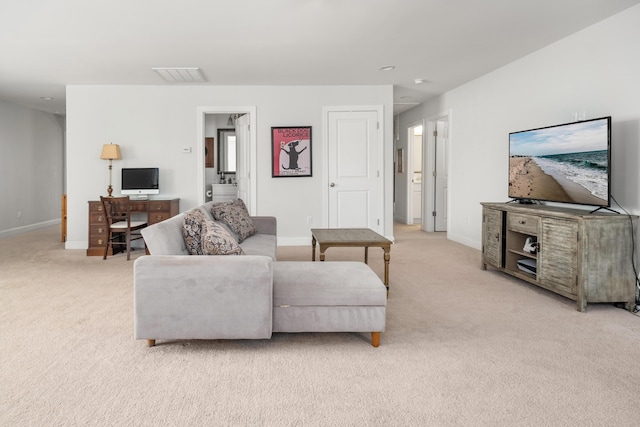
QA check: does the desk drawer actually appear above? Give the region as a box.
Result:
[129,202,148,212]
[89,202,104,213]
[90,235,108,247]
[89,212,107,224]
[507,213,539,235]
[148,212,171,225]
[90,224,108,237]
[149,201,172,212]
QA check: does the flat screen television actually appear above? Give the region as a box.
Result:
[508,116,611,208]
[121,167,159,198]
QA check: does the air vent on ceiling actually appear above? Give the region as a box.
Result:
[152,67,207,82]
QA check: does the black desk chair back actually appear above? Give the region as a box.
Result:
[100,196,147,260]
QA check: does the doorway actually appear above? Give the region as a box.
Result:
[407,122,424,225]
[196,107,257,213]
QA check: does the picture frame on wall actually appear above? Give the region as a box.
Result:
[271,126,312,177]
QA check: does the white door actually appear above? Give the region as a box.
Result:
[434,119,448,231]
[327,110,381,232]
[235,114,251,211]
[411,126,423,224]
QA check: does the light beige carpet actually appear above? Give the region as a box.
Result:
[1,224,639,426]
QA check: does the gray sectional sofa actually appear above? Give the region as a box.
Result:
[134,201,387,347]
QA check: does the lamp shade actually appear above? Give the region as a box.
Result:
[100,143,122,160]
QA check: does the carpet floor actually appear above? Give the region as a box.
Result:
[1,224,639,426]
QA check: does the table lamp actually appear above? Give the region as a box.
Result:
[100,143,122,197]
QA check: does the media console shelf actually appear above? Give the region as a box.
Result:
[481,202,637,312]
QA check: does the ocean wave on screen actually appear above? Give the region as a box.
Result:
[534,156,608,200]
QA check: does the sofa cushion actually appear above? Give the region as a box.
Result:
[210,199,257,243]
[239,234,277,260]
[201,219,244,255]
[182,208,208,255]
[273,262,387,307]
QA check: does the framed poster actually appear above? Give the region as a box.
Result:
[271,126,312,177]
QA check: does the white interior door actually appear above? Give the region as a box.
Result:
[434,119,448,231]
[411,126,423,224]
[235,114,250,211]
[327,110,381,232]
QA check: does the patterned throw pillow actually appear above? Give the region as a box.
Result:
[201,219,244,255]
[182,209,208,255]
[210,199,257,243]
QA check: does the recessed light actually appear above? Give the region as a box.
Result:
[380,65,396,71]
[40,97,53,101]
[414,78,427,84]
[400,96,413,100]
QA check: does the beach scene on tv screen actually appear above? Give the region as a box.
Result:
[509,119,608,205]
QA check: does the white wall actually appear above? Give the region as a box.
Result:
[399,4,640,249]
[0,100,64,237]
[65,85,393,249]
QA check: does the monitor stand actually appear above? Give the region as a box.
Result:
[589,206,619,214]
[508,198,538,205]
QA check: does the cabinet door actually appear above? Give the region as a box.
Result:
[482,208,503,268]
[539,218,578,295]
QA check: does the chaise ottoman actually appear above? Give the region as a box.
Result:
[272,261,387,347]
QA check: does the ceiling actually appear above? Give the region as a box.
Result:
[1,0,638,116]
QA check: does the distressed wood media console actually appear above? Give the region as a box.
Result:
[481,202,637,312]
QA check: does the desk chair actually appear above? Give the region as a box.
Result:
[100,196,147,260]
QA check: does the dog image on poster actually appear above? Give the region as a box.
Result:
[272,126,312,177]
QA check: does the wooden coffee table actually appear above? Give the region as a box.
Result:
[311,228,392,292]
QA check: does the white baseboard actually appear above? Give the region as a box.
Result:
[0,219,61,239]
[278,237,312,247]
[65,240,87,250]
[447,232,481,251]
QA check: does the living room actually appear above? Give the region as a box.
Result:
[2,4,640,250]
[2,2,640,425]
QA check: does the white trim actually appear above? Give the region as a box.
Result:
[424,109,452,233]
[196,106,258,214]
[278,237,313,247]
[406,118,425,227]
[65,240,87,250]
[0,219,61,239]
[321,105,385,233]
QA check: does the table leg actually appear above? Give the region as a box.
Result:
[312,235,316,261]
[364,246,369,264]
[383,248,390,291]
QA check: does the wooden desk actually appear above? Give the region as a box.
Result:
[87,198,179,256]
[311,228,392,292]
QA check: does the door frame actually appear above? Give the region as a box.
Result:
[406,119,425,227]
[196,106,257,213]
[321,105,384,231]
[423,109,451,232]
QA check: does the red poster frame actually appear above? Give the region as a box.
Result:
[271,126,312,177]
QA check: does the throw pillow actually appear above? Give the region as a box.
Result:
[201,219,244,255]
[210,199,257,243]
[182,208,208,255]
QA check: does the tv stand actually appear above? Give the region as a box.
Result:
[481,202,637,312]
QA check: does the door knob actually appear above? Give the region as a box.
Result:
[330,182,335,187]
